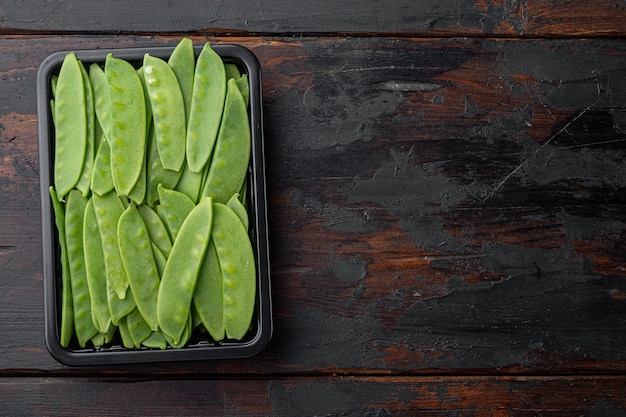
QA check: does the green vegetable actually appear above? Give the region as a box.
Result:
[201,78,251,204]
[211,202,256,340]
[143,53,186,172]
[49,186,74,347]
[157,196,213,344]
[118,205,160,331]
[186,43,226,172]
[65,190,98,347]
[83,198,112,334]
[105,53,147,196]
[54,52,87,200]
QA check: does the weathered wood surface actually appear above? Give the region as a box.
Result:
[2,375,626,416]
[1,1,626,37]
[1,35,625,377]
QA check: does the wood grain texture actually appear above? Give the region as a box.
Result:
[0,1,625,37]
[1,376,626,416]
[1,35,625,376]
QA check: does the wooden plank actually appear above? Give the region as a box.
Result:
[0,1,626,37]
[1,375,625,416]
[0,36,625,373]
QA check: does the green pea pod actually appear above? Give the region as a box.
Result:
[54,52,87,200]
[65,190,98,347]
[91,191,129,299]
[50,74,58,98]
[212,202,256,340]
[168,37,195,122]
[126,307,153,348]
[89,63,112,142]
[137,67,153,131]
[143,53,186,172]
[117,315,134,349]
[157,196,213,344]
[142,330,167,349]
[157,184,196,241]
[83,197,112,334]
[105,53,147,196]
[75,61,96,197]
[49,186,74,347]
[175,161,204,203]
[91,136,115,196]
[186,42,226,173]
[164,314,192,349]
[137,204,172,257]
[151,241,167,277]
[226,193,248,230]
[193,239,224,341]
[118,205,160,331]
[201,78,251,204]
[224,63,241,81]
[235,74,250,108]
[127,147,147,205]
[146,126,182,206]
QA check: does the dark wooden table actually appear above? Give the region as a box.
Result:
[2,1,626,415]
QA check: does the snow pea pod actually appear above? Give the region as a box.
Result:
[92,191,129,299]
[105,53,147,196]
[89,63,112,142]
[193,239,224,341]
[126,307,152,348]
[146,126,182,206]
[212,202,256,340]
[75,61,95,197]
[201,78,251,204]
[168,37,195,121]
[142,330,167,349]
[157,196,213,344]
[118,205,160,331]
[65,190,98,347]
[137,204,172,257]
[143,53,186,172]
[91,131,115,196]
[49,186,74,347]
[226,193,248,230]
[186,42,226,173]
[54,52,87,200]
[157,184,196,241]
[83,197,112,334]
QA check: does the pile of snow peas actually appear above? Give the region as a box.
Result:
[49,39,256,350]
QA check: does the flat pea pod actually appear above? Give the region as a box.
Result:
[163,315,192,349]
[126,307,152,348]
[157,196,213,344]
[105,53,147,196]
[65,190,98,347]
[75,61,96,197]
[235,74,250,108]
[117,315,134,349]
[212,202,256,340]
[91,323,116,347]
[143,53,186,172]
[118,205,160,331]
[91,135,115,196]
[91,191,129,299]
[224,63,241,81]
[193,239,224,341]
[146,126,182,206]
[151,241,167,277]
[201,78,251,204]
[89,63,112,142]
[227,193,248,230]
[83,197,112,334]
[158,183,196,241]
[49,186,74,347]
[186,42,226,173]
[137,204,172,257]
[54,52,87,200]
[175,161,204,203]
[168,37,195,121]
[142,330,167,349]
[127,147,147,205]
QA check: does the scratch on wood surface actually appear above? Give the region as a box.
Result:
[483,98,602,201]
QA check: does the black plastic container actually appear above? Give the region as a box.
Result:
[37,44,272,365]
